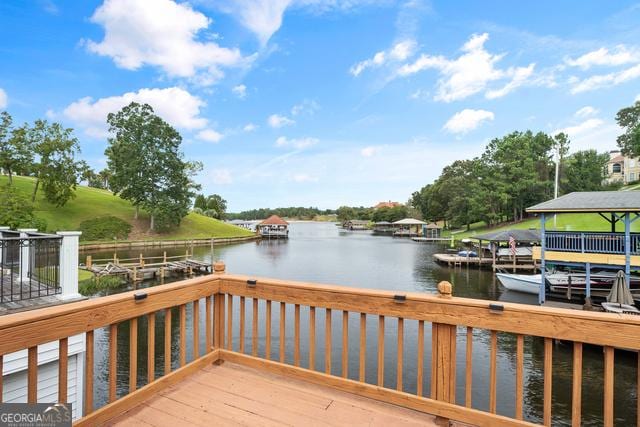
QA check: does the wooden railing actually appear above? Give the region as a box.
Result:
[0,262,639,426]
[545,231,640,255]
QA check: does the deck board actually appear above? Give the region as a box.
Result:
[107,362,439,427]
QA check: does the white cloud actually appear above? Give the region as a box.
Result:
[555,118,605,138]
[570,63,640,93]
[397,33,536,102]
[360,146,379,157]
[350,39,416,76]
[443,109,494,134]
[574,106,599,119]
[565,45,640,70]
[232,84,247,99]
[409,89,428,100]
[275,136,318,149]
[292,173,318,183]
[211,168,232,184]
[243,123,257,132]
[85,0,245,85]
[0,88,7,109]
[63,87,208,138]
[45,109,57,120]
[291,99,319,116]
[268,114,295,128]
[197,129,224,143]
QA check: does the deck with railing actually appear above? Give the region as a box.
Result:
[0,262,639,426]
[544,231,640,255]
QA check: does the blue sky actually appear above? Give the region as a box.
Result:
[1,1,640,211]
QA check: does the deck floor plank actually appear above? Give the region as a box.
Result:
[107,362,437,427]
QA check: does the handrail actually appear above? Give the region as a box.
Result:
[0,263,638,426]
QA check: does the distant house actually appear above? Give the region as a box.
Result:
[373,201,402,209]
[605,150,640,184]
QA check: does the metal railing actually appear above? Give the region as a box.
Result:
[0,231,62,302]
[545,231,640,255]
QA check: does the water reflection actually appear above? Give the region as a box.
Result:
[83,222,637,425]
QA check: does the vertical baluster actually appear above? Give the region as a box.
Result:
[309,306,316,370]
[179,305,186,367]
[397,318,404,391]
[516,334,524,420]
[325,308,332,374]
[206,296,212,351]
[337,311,346,378]
[213,294,223,349]
[148,313,155,383]
[465,327,472,407]
[84,330,94,414]
[239,296,245,354]
[416,320,424,396]
[265,300,272,360]
[604,346,614,427]
[130,317,138,392]
[489,330,497,413]
[544,337,553,426]
[294,304,301,366]
[279,302,286,363]
[252,298,259,357]
[359,313,366,382]
[58,337,68,403]
[377,315,384,387]
[164,309,171,375]
[431,323,437,399]
[227,296,233,351]
[193,300,200,359]
[572,342,582,427]
[109,323,117,403]
[28,346,37,403]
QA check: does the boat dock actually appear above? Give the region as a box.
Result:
[433,253,493,266]
[411,237,453,243]
[84,251,211,282]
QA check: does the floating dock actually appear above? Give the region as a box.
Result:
[433,253,493,266]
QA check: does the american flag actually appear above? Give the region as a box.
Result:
[509,236,516,256]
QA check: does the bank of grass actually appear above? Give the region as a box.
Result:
[446,212,640,241]
[1,176,255,242]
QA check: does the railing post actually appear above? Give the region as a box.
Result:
[433,281,457,413]
[0,226,9,266]
[213,261,226,351]
[580,233,585,253]
[18,228,38,282]
[56,231,83,300]
[540,213,546,305]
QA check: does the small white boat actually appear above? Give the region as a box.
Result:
[601,302,640,315]
[496,273,541,295]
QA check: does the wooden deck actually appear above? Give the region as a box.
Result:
[107,362,440,427]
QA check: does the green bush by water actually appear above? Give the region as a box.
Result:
[79,215,132,241]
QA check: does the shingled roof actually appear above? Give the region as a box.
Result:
[472,229,540,242]
[526,192,640,213]
[259,215,289,226]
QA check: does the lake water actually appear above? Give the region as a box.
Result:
[86,222,637,426]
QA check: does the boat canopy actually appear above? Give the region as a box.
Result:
[526,191,640,213]
[392,218,427,225]
[471,229,540,243]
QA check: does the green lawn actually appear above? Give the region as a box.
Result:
[448,212,640,241]
[1,176,254,242]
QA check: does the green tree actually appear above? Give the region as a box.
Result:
[0,184,46,230]
[106,102,201,231]
[29,120,83,206]
[616,101,640,157]
[205,194,227,219]
[194,194,207,210]
[0,112,33,184]
[562,150,609,193]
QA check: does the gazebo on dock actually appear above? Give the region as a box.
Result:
[527,191,640,304]
[392,218,427,237]
[257,215,289,239]
[472,229,540,271]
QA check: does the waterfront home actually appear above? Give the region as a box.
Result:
[392,218,427,237]
[257,215,289,239]
[604,150,640,185]
[527,191,640,304]
[373,200,401,209]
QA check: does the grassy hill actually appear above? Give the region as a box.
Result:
[1,176,255,242]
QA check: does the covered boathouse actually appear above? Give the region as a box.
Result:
[526,191,640,304]
[256,215,289,239]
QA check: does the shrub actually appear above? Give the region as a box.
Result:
[0,184,47,230]
[78,215,132,241]
[78,274,123,296]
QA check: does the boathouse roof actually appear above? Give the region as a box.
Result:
[259,215,289,226]
[393,218,427,225]
[424,222,442,229]
[472,229,540,242]
[526,191,640,213]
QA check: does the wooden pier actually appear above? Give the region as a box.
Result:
[83,251,211,282]
[433,253,493,267]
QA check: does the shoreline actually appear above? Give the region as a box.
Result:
[79,234,260,251]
